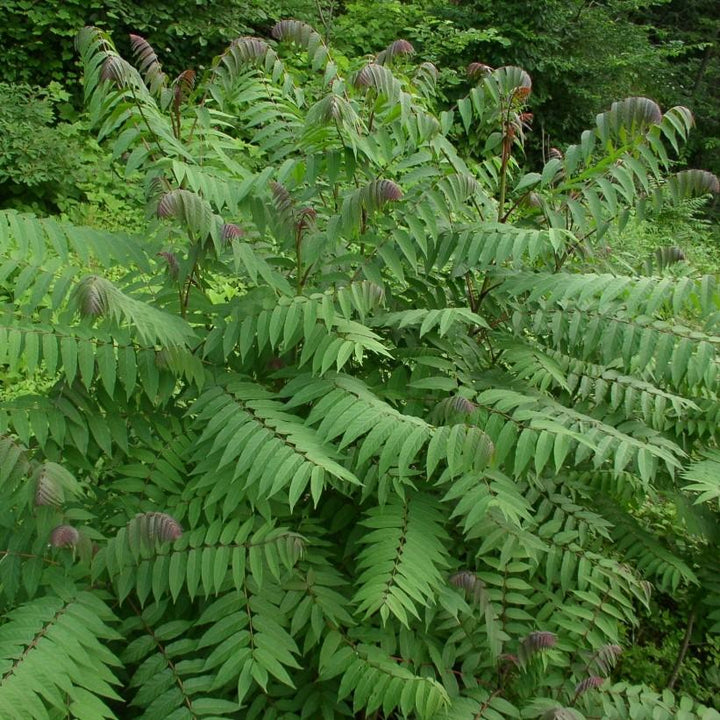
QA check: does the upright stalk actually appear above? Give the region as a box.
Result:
[295,225,303,295]
[667,609,696,690]
[497,101,514,222]
[181,241,202,317]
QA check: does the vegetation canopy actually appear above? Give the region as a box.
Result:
[0,20,719,720]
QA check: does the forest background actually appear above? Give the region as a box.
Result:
[3,0,719,211]
[1,0,720,718]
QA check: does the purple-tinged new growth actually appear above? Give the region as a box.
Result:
[157,192,176,219]
[154,188,209,231]
[33,463,80,508]
[589,644,622,675]
[100,55,125,85]
[523,630,557,652]
[389,39,414,55]
[518,630,558,666]
[128,34,166,91]
[35,472,63,507]
[318,95,342,122]
[671,169,720,196]
[354,63,379,88]
[449,570,486,602]
[602,97,663,140]
[449,395,477,414]
[574,675,604,697]
[270,181,293,214]
[298,207,317,220]
[376,39,415,65]
[382,181,403,201]
[157,251,179,278]
[270,19,324,50]
[373,179,403,202]
[270,182,297,233]
[415,61,439,83]
[129,34,159,72]
[143,512,183,542]
[173,69,196,108]
[127,511,183,550]
[296,207,317,231]
[50,525,80,548]
[221,223,245,240]
[74,275,107,318]
[467,62,493,80]
[449,570,478,592]
[230,36,270,61]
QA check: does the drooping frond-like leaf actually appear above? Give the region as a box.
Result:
[595,96,664,143]
[467,62,494,81]
[187,380,362,514]
[128,33,167,94]
[304,92,362,132]
[376,39,415,66]
[341,179,404,236]
[172,68,196,110]
[50,525,81,548]
[353,492,450,625]
[271,19,329,71]
[354,63,403,101]
[98,513,304,604]
[216,35,286,83]
[413,61,439,98]
[328,642,450,719]
[70,274,196,346]
[33,462,82,507]
[0,591,122,718]
[0,436,30,495]
[683,451,720,507]
[665,168,720,204]
[490,65,532,98]
[156,188,219,239]
[643,245,687,273]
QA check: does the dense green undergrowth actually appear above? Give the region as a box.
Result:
[1,19,720,720]
[3,0,718,173]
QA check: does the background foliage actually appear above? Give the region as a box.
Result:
[3,0,718,172]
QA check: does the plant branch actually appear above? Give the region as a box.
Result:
[667,608,695,690]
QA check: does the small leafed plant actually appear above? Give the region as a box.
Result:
[1,21,719,720]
